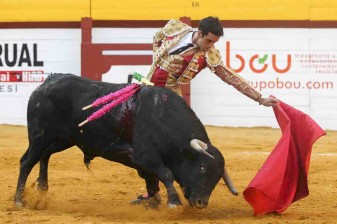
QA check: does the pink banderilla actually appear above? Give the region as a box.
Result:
[78,84,140,127]
[82,84,140,110]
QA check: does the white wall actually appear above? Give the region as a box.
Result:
[0,27,336,130]
[0,29,81,125]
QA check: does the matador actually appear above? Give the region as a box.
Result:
[146,17,278,107]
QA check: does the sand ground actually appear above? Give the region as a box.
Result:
[0,125,336,224]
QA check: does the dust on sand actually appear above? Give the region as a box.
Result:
[1,125,336,224]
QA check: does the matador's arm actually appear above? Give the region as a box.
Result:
[214,61,262,102]
[152,27,165,61]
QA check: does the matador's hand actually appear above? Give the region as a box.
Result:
[258,97,279,107]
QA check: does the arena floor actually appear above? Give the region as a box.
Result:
[1,125,336,224]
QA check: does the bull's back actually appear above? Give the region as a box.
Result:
[27,74,125,128]
[32,73,125,107]
[38,73,93,99]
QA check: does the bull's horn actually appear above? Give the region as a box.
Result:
[190,139,214,159]
[222,167,238,196]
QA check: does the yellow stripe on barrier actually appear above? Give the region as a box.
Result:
[0,0,337,22]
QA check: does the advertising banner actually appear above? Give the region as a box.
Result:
[0,29,80,125]
[1,28,336,130]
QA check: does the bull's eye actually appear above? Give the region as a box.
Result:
[200,166,206,173]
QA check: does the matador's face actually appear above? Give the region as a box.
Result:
[194,31,220,51]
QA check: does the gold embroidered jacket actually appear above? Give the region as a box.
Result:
[146,19,261,101]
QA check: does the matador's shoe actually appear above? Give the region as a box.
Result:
[130,193,161,208]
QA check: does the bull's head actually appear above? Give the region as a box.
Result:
[179,139,238,208]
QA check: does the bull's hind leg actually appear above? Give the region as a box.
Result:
[14,140,48,207]
[37,140,74,192]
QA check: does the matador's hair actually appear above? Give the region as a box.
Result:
[198,16,224,37]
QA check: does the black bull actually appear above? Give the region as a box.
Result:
[14,73,237,208]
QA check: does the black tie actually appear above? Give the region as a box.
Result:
[170,43,194,55]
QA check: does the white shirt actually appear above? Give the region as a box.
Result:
[167,31,196,55]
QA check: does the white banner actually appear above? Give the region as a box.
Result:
[0,29,81,125]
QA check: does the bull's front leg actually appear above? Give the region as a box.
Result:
[158,167,182,207]
[131,149,181,207]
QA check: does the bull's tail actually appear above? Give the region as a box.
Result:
[84,153,95,172]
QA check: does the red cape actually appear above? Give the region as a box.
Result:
[243,100,326,215]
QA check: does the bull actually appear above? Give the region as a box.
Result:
[14,73,237,209]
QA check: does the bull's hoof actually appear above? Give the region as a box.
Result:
[37,184,48,193]
[32,178,48,193]
[167,203,178,208]
[167,194,182,207]
[14,194,25,209]
[147,196,161,209]
[130,194,161,209]
[130,194,148,205]
[167,201,182,208]
[14,201,24,209]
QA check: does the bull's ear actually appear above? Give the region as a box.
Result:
[181,147,197,161]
